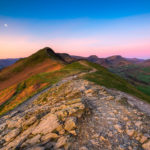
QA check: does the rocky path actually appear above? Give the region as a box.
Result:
[70,80,150,150]
[0,74,150,149]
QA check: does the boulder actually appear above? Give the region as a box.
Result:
[4,128,20,142]
[64,117,76,132]
[55,136,67,148]
[6,118,22,129]
[142,140,150,150]
[41,133,59,142]
[23,116,37,127]
[126,129,135,137]
[23,134,41,146]
[32,113,59,135]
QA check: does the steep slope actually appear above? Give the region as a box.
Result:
[0,60,90,115]
[140,59,150,67]
[73,54,150,97]
[0,47,68,114]
[0,58,19,70]
[109,64,150,97]
[57,53,76,63]
[1,56,150,116]
[0,47,65,90]
[0,67,150,150]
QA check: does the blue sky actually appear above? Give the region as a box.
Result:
[0,0,150,58]
[1,0,150,19]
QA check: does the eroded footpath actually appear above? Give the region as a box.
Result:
[0,77,150,150]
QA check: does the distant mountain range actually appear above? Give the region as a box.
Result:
[1,47,150,117]
[72,55,147,67]
[1,50,150,98]
[1,54,148,70]
[0,58,19,70]
[71,54,150,97]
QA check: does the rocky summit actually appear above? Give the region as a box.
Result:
[0,73,150,150]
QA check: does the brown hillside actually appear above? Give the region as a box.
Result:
[0,47,65,90]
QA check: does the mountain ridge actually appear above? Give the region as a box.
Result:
[0,47,150,150]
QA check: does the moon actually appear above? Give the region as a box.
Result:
[4,24,8,27]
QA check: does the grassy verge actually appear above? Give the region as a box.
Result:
[83,62,150,103]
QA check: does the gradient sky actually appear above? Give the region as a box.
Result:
[0,0,150,59]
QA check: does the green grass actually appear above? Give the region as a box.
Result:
[109,64,150,97]
[137,74,150,83]
[0,62,91,116]
[137,85,150,96]
[12,48,59,73]
[83,62,150,103]
[1,60,150,116]
[25,61,91,86]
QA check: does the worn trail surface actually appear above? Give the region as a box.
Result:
[70,80,150,150]
[0,74,150,150]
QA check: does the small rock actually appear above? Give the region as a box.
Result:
[56,125,65,135]
[64,117,76,132]
[106,96,114,100]
[0,123,6,132]
[41,133,59,141]
[142,140,150,150]
[32,113,59,135]
[24,134,41,146]
[6,119,22,128]
[123,117,128,121]
[126,129,135,137]
[4,128,20,142]
[92,133,99,138]
[85,89,94,94]
[23,116,37,127]
[140,136,148,143]
[79,146,88,150]
[69,130,77,135]
[135,121,142,127]
[99,136,107,142]
[114,124,123,133]
[55,136,67,148]
[108,132,113,137]
[26,146,45,150]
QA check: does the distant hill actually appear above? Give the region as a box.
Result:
[81,55,145,68]
[57,53,76,63]
[72,54,150,97]
[139,59,150,67]
[0,58,19,70]
[0,47,66,90]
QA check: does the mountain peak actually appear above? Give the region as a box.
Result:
[107,55,123,60]
[88,55,99,59]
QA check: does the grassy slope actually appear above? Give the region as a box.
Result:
[0,62,90,116]
[109,65,150,97]
[0,48,64,90]
[1,60,150,116]
[84,62,150,103]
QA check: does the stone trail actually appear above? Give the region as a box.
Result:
[0,77,150,150]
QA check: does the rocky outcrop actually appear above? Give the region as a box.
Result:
[0,76,150,150]
[0,78,87,150]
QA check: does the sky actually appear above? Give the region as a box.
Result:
[0,0,150,59]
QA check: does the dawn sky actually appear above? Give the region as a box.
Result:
[0,0,150,59]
